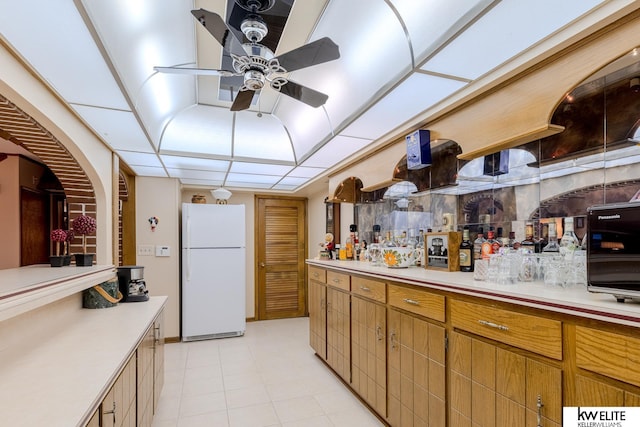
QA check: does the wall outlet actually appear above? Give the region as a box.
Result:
[137,245,154,256]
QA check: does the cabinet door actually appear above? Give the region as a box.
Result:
[352,295,386,417]
[154,310,165,413]
[309,279,327,359]
[137,326,155,427]
[327,287,350,383]
[388,308,445,427]
[450,331,561,427]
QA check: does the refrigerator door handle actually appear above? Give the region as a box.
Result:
[186,213,191,281]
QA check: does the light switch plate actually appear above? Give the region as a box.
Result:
[137,245,154,256]
[155,246,171,257]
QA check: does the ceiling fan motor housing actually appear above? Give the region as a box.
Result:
[244,70,266,90]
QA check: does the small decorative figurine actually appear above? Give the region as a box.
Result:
[324,232,335,259]
[148,216,159,232]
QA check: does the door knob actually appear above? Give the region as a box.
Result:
[260,262,266,267]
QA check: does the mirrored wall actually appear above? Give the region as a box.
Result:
[354,48,640,247]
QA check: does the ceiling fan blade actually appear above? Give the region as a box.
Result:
[276,80,328,108]
[274,37,340,73]
[230,89,256,111]
[153,66,236,77]
[191,9,247,58]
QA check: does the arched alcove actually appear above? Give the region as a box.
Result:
[0,94,98,259]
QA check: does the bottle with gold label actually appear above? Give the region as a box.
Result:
[459,227,473,272]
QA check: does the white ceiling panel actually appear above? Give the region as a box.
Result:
[179,178,224,186]
[167,168,227,181]
[300,135,373,168]
[160,155,229,171]
[225,173,281,185]
[127,165,168,177]
[287,166,326,178]
[390,0,492,65]
[71,105,153,152]
[160,105,234,155]
[0,1,129,110]
[342,73,467,139]
[233,113,295,161]
[117,151,163,168]
[229,162,294,175]
[0,0,623,193]
[421,0,604,80]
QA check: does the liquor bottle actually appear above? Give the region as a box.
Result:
[535,223,548,253]
[559,217,579,259]
[542,222,560,253]
[521,221,536,250]
[481,229,496,259]
[459,227,473,272]
[345,236,353,260]
[497,227,509,248]
[473,228,485,262]
[508,231,519,250]
[490,228,502,254]
[415,229,425,267]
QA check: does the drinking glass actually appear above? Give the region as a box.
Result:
[474,259,488,281]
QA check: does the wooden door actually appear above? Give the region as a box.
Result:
[20,188,49,265]
[256,196,307,320]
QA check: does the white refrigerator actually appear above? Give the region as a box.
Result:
[181,203,246,341]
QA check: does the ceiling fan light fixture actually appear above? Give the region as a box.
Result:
[241,15,268,42]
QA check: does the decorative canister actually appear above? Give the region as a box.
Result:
[191,194,207,204]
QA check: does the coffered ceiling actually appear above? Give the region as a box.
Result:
[0,0,633,193]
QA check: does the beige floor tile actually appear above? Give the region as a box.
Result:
[179,391,227,418]
[227,402,279,427]
[272,395,324,423]
[225,384,272,409]
[177,409,229,427]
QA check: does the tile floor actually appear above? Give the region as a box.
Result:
[152,317,385,427]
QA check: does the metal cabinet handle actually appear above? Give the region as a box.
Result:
[313,272,319,278]
[537,395,544,427]
[360,286,371,292]
[389,331,397,350]
[332,278,341,283]
[326,301,331,313]
[320,298,325,310]
[376,325,383,341]
[478,319,509,331]
[103,402,116,425]
[403,298,420,306]
[154,325,160,344]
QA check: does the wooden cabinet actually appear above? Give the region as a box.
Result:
[388,305,446,426]
[327,285,351,383]
[101,354,137,427]
[352,292,386,417]
[449,330,562,427]
[153,311,165,413]
[137,324,155,427]
[308,266,327,359]
[306,262,640,427]
[86,409,100,427]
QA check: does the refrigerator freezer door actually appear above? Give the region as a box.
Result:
[182,203,245,249]
[182,247,246,340]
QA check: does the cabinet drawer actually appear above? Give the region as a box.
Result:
[388,284,445,322]
[308,266,326,283]
[327,271,350,291]
[576,326,640,388]
[450,300,562,360]
[351,276,386,303]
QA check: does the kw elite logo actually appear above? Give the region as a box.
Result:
[564,407,640,427]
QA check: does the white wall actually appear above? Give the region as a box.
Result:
[136,177,181,338]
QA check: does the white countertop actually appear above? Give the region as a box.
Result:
[0,264,116,322]
[0,296,167,427]
[307,259,640,327]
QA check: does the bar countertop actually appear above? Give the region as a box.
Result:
[307,259,640,327]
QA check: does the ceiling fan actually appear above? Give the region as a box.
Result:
[154,0,340,112]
